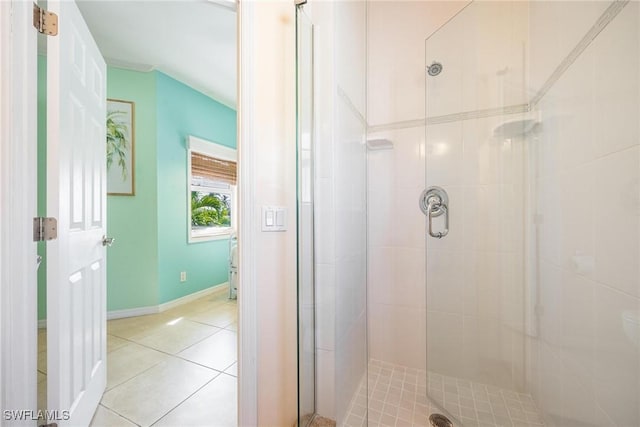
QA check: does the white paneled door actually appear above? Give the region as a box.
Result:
[46,1,107,425]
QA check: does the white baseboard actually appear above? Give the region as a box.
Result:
[38,282,230,327]
[158,282,229,313]
[108,282,230,320]
[106,305,158,320]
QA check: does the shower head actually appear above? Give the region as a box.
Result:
[493,119,540,138]
[427,61,443,77]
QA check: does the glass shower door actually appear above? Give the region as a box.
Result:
[423,2,531,425]
[423,2,640,427]
[296,4,315,426]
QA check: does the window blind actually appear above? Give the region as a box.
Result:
[191,151,237,185]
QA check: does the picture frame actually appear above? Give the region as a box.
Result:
[106,99,135,195]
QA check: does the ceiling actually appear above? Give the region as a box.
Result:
[77,0,237,109]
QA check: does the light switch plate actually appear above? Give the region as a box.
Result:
[262,206,287,232]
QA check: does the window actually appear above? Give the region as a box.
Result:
[187,136,237,242]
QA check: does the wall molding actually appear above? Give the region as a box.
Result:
[38,283,230,328]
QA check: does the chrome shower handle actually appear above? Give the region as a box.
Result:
[427,201,449,239]
[419,186,449,239]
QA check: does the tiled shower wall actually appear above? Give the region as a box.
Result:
[366,3,639,427]
[366,125,427,371]
[527,2,640,426]
[367,1,531,389]
[311,1,368,423]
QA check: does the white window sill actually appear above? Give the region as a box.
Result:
[189,230,233,243]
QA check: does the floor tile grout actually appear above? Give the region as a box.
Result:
[97,403,142,427]
[39,292,238,427]
[147,373,222,427]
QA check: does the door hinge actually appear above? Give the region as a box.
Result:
[33,4,58,36]
[33,217,58,242]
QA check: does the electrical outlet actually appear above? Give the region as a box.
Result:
[180,271,187,282]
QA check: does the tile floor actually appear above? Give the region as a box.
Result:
[37,289,237,427]
[344,360,546,427]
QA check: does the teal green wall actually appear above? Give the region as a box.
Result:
[156,72,237,304]
[37,64,235,319]
[106,68,160,311]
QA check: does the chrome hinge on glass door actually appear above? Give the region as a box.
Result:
[419,186,449,239]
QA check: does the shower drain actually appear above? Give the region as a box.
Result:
[429,413,454,427]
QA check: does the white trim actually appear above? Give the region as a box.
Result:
[237,1,258,425]
[190,231,234,242]
[1,0,38,421]
[157,282,229,312]
[106,306,158,321]
[187,135,238,244]
[188,135,237,162]
[38,283,230,327]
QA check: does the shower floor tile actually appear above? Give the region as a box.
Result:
[344,360,546,427]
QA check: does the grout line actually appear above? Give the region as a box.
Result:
[40,294,237,427]
[94,403,143,427]
[103,357,167,393]
[107,330,233,375]
[529,0,629,108]
[148,374,221,427]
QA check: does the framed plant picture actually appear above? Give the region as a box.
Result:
[106,99,135,195]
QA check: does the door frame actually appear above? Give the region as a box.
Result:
[237,1,258,425]
[1,1,260,425]
[0,0,39,422]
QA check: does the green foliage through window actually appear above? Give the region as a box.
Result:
[191,191,231,228]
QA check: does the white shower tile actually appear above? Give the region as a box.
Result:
[536,46,596,172]
[368,246,394,306]
[316,348,336,419]
[334,0,366,117]
[538,261,564,348]
[426,311,464,377]
[560,271,596,378]
[594,146,640,297]
[426,249,465,315]
[528,1,609,93]
[594,284,640,427]
[391,247,426,309]
[367,150,394,248]
[461,118,521,186]
[461,185,517,253]
[369,303,426,370]
[315,177,335,265]
[392,188,426,249]
[460,317,514,389]
[592,1,640,159]
[392,127,426,190]
[425,121,463,186]
[316,263,335,351]
[538,344,565,423]
[556,365,600,427]
[558,164,596,278]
